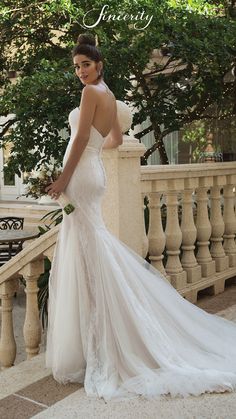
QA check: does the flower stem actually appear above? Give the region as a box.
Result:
[57,193,75,215]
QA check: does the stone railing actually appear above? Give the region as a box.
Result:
[140,162,236,302]
[0,226,59,369]
[0,137,236,370]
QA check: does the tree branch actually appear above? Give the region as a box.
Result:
[134,125,153,140]
[130,66,152,100]
[0,118,16,138]
[3,0,49,15]
[140,56,175,78]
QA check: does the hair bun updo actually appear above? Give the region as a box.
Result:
[77,33,96,47]
[72,33,103,80]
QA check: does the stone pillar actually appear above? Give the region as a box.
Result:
[210,177,229,272]
[0,278,19,369]
[195,179,216,277]
[181,179,202,283]
[165,180,187,289]
[102,136,146,255]
[141,192,149,258]
[223,177,236,267]
[148,191,167,276]
[19,259,44,360]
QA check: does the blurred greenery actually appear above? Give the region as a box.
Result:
[182,121,208,162]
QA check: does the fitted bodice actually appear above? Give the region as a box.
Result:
[63,107,106,168]
[68,107,106,153]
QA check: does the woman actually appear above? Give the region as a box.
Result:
[45,33,236,402]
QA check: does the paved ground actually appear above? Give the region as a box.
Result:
[196,277,236,314]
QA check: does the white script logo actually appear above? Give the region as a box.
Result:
[81,5,153,31]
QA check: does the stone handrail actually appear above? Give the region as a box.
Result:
[0,225,59,369]
[140,162,236,302]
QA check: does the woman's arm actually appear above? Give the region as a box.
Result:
[102,112,123,149]
[45,85,97,197]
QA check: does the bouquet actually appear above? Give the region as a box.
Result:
[17,160,75,215]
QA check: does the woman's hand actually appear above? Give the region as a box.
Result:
[45,175,67,200]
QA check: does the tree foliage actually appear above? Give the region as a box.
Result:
[0,0,235,173]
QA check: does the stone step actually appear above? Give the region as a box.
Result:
[0,353,82,418]
[0,353,50,400]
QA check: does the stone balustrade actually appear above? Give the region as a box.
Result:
[0,225,59,369]
[141,162,236,302]
[0,138,235,371]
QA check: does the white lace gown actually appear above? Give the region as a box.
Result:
[45,107,236,401]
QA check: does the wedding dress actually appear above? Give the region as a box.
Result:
[45,106,236,402]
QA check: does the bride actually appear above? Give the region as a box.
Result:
[45,33,236,401]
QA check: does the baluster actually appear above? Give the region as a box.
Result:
[19,259,44,359]
[165,188,187,289]
[223,178,236,267]
[181,182,201,283]
[141,193,149,258]
[210,177,229,272]
[0,278,19,368]
[148,192,167,276]
[195,182,216,277]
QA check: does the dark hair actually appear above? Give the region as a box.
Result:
[72,33,104,81]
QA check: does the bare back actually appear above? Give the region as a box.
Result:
[90,83,117,138]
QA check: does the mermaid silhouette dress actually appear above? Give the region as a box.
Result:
[45,106,236,401]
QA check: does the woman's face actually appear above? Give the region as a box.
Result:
[73,54,102,85]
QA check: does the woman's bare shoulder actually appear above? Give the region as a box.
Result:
[82,84,99,96]
[81,85,99,106]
